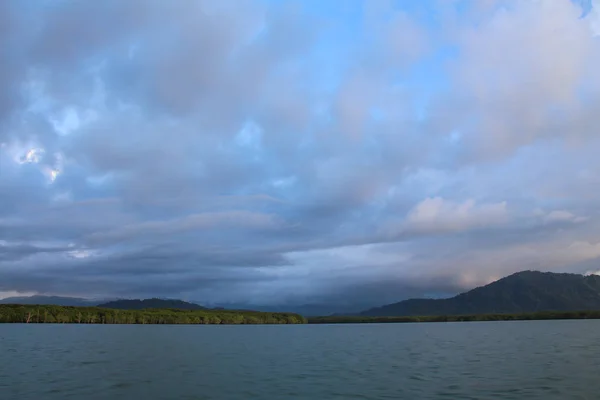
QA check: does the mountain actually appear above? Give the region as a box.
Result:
[361,271,600,316]
[0,295,100,307]
[98,298,206,310]
[0,296,349,316]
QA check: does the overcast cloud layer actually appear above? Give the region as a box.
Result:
[2,0,600,307]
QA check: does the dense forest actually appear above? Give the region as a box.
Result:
[309,310,600,324]
[0,304,306,324]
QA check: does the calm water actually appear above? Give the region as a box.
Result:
[1,321,600,400]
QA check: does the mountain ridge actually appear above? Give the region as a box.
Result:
[98,298,206,310]
[360,270,600,316]
[5,271,600,317]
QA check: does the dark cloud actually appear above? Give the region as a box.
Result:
[0,243,71,262]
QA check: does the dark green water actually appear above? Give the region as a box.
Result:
[1,320,599,399]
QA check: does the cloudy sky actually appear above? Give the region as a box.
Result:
[1,0,600,308]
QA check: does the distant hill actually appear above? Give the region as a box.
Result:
[0,296,348,315]
[0,295,99,307]
[361,271,600,316]
[98,298,206,310]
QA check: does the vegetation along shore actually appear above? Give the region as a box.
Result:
[308,310,600,324]
[4,304,600,325]
[0,304,306,324]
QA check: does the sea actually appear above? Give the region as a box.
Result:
[1,320,599,399]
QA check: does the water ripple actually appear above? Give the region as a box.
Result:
[1,321,600,400]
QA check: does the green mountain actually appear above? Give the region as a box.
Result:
[361,271,600,316]
[98,298,206,310]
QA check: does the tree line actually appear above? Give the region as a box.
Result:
[0,304,306,325]
[308,310,600,324]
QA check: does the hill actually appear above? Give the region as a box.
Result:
[98,298,206,310]
[0,295,100,307]
[361,271,600,316]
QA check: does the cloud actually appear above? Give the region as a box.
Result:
[84,211,282,246]
[1,0,600,307]
[395,197,508,235]
[542,210,588,224]
[0,241,72,262]
[460,1,599,158]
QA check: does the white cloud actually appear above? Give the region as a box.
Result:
[0,290,37,300]
[403,197,508,234]
[17,147,45,164]
[67,249,96,259]
[543,210,587,224]
[450,0,599,160]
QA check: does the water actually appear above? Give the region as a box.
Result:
[1,320,600,400]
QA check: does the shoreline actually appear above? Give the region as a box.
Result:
[0,304,306,325]
[307,310,600,324]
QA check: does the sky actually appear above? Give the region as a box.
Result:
[1,0,600,308]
